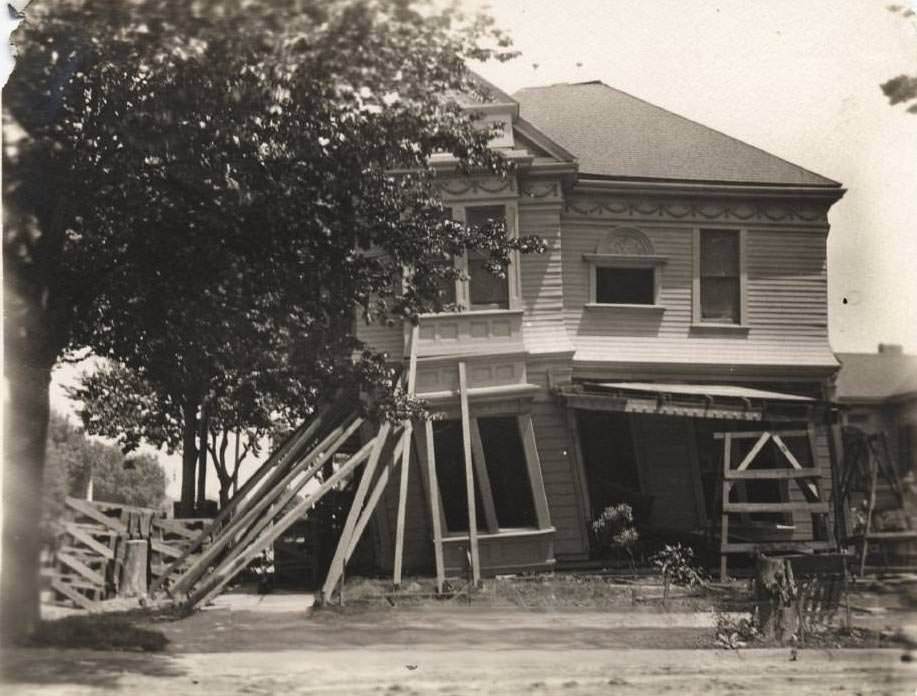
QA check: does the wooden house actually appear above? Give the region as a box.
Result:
[835,344,917,477]
[355,78,847,580]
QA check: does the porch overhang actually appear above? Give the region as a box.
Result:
[558,381,816,422]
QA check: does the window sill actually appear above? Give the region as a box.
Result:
[690,322,750,335]
[442,527,555,543]
[585,303,665,312]
[418,308,523,319]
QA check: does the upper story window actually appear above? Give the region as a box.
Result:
[465,206,509,310]
[583,227,667,309]
[695,229,746,326]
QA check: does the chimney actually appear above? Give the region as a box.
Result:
[878,343,903,355]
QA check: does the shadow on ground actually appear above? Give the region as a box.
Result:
[1,649,184,690]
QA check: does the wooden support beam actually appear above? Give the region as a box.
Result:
[52,579,98,611]
[458,361,480,587]
[320,423,394,603]
[736,432,771,471]
[725,468,824,480]
[720,433,732,581]
[392,423,413,588]
[150,405,337,593]
[772,434,820,498]
[57,551,106,587]
[469,419,499,534]
[64,523,115,560]
[715,429,809,440]
[424,419,446,594]
[518,414,552,530]
[65,498,126,533]
[188,418,369,596]
[172,414,361,595]
[188,440,381,610]
[347,431,408,561]
[723,502,830,514]
[721,541,836,554]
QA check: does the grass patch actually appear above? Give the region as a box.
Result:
[28,614,169,652]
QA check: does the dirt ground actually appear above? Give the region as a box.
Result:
[2,591,915,695]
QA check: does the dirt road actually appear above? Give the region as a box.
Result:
[1,598,913,695]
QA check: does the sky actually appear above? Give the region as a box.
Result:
[5,0,917,501]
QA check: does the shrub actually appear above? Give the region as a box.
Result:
[592,503,639,572]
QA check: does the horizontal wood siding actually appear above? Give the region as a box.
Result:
[562,220,836,368]
[356,318,404,359]
[518,201,575,355]
[527,360,590,558]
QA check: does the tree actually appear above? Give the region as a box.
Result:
[881,5,917,112]
[3,0,534,640]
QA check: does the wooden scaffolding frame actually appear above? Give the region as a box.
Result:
[717,428,836,580]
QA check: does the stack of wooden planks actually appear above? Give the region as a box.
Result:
[44,498,209,610]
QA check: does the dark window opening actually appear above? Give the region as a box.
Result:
[466,206,509,310]
[700,229,740,323]
[432,420,487,533]
[433,207,456,306]
[595,267,655,305]
[576,411,650,524]
[477,416,537,528]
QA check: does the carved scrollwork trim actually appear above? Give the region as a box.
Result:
[565,196,829,224]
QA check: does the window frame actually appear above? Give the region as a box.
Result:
[436,203,521,314]
[583,253,668,310]
[419,410,552,537]
[692,227,748,329]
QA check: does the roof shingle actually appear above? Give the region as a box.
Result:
[513,81,840,187]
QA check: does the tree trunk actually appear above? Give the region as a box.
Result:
[196,403,208,513]
[1,362,52,643]
[754,554,799,644]
[179,403,198,518]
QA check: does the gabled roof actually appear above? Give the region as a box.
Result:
[513,81,841,187]
[835,350,917,402]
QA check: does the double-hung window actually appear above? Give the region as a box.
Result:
[694,228,746,326]
[465,206,510,310]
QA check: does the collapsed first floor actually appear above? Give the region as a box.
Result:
[344,355,842,581]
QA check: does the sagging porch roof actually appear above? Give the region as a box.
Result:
[559,381,815,422]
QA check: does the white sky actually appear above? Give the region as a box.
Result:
[7,1,917,501]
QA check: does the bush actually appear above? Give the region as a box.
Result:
[651,543,705,588]
[592,503,639,571]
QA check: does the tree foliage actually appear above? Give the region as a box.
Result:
[882,4,917,113]
[42,411,166,543]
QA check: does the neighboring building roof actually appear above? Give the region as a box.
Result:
[513,81,841,187]
[835,347,917,402]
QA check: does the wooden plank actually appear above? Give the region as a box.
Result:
[51,579,98,611]
[321,422,394,603]
[469,418,499,534]
[189,437,384,610]
[458,361,480,586]
[346,432,409,561]
[150,404,339,593]
[150,540,183,559]
[203,422,374,590]
[725,468,823,480]
[721,541,836,554]
[518,414,552,530]
[720,433,731,581]
[152,519,199,540]
[64,523,115,560]
[57,551,106,587]
[172,414,362,595]
[723,502,830,514]
[65,498,127,533]
[424,419,446,594]
[392,423,413,588]
[772,434,820,498]
[736,432,771,471]
[715,429,809,440]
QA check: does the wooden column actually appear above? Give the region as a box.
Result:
[424,419,446,593]
[392,325,419,588]
[720,433,732,581]
[458,361,480,586]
